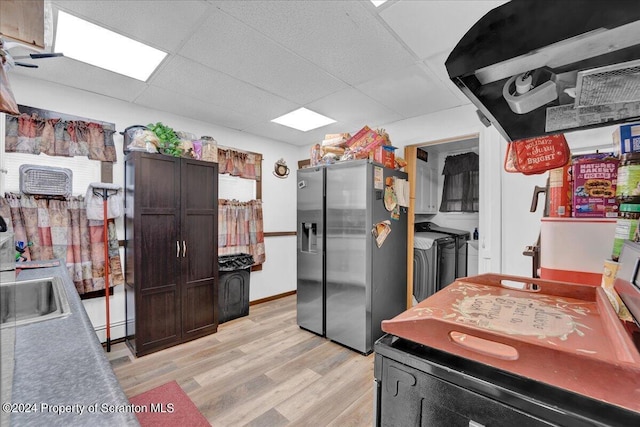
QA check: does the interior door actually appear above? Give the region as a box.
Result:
[181,158,218,340]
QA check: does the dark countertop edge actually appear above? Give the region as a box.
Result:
[9,262,139,426]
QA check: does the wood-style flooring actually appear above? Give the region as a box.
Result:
[107,295,375,426]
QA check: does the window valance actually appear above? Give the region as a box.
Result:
[217,147,262,180]
[4,105,117,162]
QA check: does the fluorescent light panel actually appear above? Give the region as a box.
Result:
[371,0,388,7]
[271,108,336,132]
[54,10,167,81]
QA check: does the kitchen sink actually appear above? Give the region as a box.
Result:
[0,277,71,327]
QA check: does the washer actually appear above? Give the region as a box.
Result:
[416,222,471,278]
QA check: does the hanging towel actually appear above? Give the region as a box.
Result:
[86,182,124,220]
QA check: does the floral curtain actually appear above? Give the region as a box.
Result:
[439,152,479,213]
[218,199,265,264]
[5,113,117,162]
[217,148,261,180]
[0,194,123,295]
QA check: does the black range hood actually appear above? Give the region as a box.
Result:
[446,0,640,142]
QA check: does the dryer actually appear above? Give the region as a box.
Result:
[413,231,456,303]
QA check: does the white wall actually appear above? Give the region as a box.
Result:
[7,74,299,341]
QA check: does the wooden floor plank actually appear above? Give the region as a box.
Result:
[109,294,375,426]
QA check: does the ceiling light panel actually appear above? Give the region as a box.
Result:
[54,10,167,81]
[271,108,336,132]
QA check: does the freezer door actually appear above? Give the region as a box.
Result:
[296,167,325,336]
[325,162,369,352]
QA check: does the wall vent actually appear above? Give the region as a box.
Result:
[19,165,72,197]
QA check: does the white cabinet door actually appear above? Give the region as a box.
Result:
[415,161,438,214]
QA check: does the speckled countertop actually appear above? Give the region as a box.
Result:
[7,262,139,426]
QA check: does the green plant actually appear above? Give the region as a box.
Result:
[147,122,182,157]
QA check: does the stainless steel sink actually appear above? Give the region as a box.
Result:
[0,277,71,327]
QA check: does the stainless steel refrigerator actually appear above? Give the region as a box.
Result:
[296,159,407,354]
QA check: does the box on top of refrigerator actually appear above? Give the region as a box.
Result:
[572,153,619,218]
[613,123,640,154]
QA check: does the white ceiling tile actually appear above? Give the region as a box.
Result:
[150,56,298,120]
[423,52,473,105]
[216,0,415,85]
[242,120,353,147]
[52,0,211,52]
[356,64,462,118]
[12,57,148,102]
[179,8,347,104]
[379,0,507,59]
[135,86,260,131]
[307,88,403,129]
[15,1,504,147]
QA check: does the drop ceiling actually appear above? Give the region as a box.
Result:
[9,0,508,146]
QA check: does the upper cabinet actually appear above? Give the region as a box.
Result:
[0,0,45,48]
[415,160,438,214]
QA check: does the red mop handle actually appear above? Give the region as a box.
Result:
[103,195,111,352]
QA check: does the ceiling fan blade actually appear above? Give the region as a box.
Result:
[30,52,64,59]
[12,53,64,60]
[14,61,39,68]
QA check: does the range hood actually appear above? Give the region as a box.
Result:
[445,0,640,142]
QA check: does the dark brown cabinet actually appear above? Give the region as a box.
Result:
[124,152,218,357]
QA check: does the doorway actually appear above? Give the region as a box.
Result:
[404,133,480,307]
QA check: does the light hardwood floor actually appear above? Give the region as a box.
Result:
[107,295,375,426]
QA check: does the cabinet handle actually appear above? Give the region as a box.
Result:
[183,241,187,257]
[176,241,180,258]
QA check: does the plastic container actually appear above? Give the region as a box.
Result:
[200,136,218,163]
[616,153,640,203]
[0,232,14,272]
[612,203,640,261]
[540,217,616,285]
[218,253,254,323]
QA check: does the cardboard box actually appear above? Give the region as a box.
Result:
[548,163,571,217]
[373,145,396,169]
[345,125,373,149]
[613,123,640,154]
[572,153,619,218]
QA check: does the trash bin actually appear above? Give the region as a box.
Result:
[218,253,254,323]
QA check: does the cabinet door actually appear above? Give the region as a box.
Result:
[0,0,45,48]
[136,154,182,355]
[416,162,438,214]
[425,166,439,213]
[180,159,219,340]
